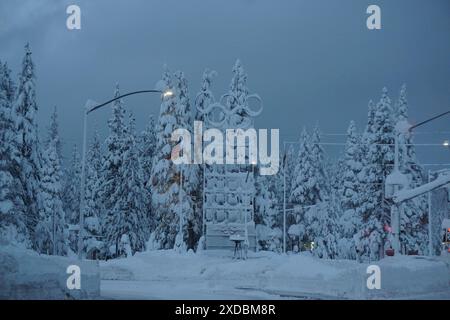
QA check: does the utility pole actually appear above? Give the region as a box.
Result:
[428,170,433,256]
[179,166,183,237]
[283,143,287,254]
[78,102,89,260]
[52,209,56,255]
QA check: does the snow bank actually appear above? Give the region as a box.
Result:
[260,255,449,299]
[0,245,100,299]
[362,256,449,299]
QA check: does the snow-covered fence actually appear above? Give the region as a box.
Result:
[0,245,100,299]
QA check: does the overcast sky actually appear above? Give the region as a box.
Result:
[0,0,449,166]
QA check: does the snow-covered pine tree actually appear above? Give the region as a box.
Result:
[63,145,81,225]
[289,128,314,248]
[63,144,81,252]
[328,157,345,196]
[395,84,428,254]
[105,113,148,256]
[290,129,311,212]
[100,84,129,257]
[12,44,42,245]
[139,114,156,230]
[140,115,156,185]
[0,61,28,245]
[374,87,395,183]
[255,173,281,251]
[1,62,16,103]
[366,100,376,136]
[83,129,103,257]
[195,68,217,122]
[45,106,63,160]
[337,120,363,259]
[173,70,202,251]
[309,125,328,201]
[356,88,395,262]
[275,144,295,211]
[227,59,250,127]
[150,66,180,249]
[356,100,381,262]
[35,138,67,255]
[290,126,327,206]
[340,121,362,211]
[304,199,339,259]
[373,87,395,257]
[284,145,296,200]
[302,125,335,255]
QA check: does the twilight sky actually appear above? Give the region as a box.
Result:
[0,0,449,167]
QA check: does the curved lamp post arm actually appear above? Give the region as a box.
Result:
[409,109,450,132]
[87,89,164,114]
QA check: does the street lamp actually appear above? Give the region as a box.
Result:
[77,88,172,260]
[163,90,174,98]
[387,108,450,256]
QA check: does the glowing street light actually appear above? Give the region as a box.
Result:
[163,90,174,98]
[443,140,449,147]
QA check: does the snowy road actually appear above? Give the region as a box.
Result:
[101,279,450,300]
[101,279,285,300]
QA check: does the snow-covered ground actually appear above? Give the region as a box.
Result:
[0,244,100,299]
[100,250,450,300]
[0,245,448,300]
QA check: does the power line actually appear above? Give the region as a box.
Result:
[283,141,450,147]
[281,131,450,137]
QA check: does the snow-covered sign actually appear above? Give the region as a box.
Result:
[200,62,261,251]
[393,172,450,204]
[385,169,409,199]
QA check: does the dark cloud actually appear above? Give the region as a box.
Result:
[1,0,449,165]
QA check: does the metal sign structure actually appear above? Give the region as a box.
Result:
[196,90,263,250]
